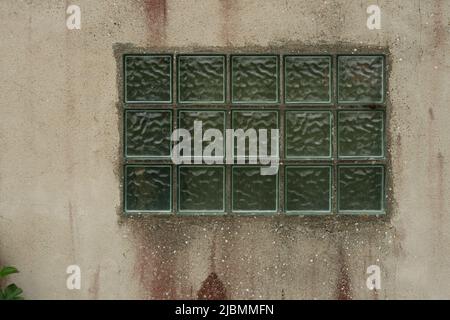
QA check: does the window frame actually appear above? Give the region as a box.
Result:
[121,51,388,216]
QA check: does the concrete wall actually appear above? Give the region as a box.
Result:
[0,0,449,299]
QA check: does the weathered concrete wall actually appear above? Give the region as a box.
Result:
[0,0,449,299]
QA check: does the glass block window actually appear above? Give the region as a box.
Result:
[122,53,387,215]
[178,55,226,104]
[232,166,279,213]
[124,165,172,213]
[125,109,172,158]
[231,55,279,104]
[178,166,225,213]
[231,110,279,160]
[285,56,331,104]
[124,55,172,103]
[285,166,331,214]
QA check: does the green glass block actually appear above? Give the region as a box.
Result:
[178,110,225,160]
[338,166,384,213]
[178,166,225,212]
[232,166,278,212]
[232,110,278,160]
[178,55,225,103]
[125,165,171,212]
[338,110,384,158]
[285,111,332,158]
[231,55,279,103]
[125,55,172,103]
[285,166,331,213]
[338,55,384,103]
[125,110,172,158]
[285,56,331,103]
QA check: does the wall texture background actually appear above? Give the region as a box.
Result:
[0,0,449,299]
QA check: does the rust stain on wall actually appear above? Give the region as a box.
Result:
[139,237,175,298]
[434,152,445,247]
[144,0,167,44]
[336,246,352,300]
[88,265,101,299]
[428,108,434,121]
[197,272,227,300]
[220,0,235,46]
[432,0,446,49]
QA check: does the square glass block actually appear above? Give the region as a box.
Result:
[285,111,332,158]
[125,165,172,213]
[338,110,384,158]
[284,56,331,103]
[285,166,331,214]
[125,110,172,158]
[124,55,172,103]
[178,166,225,213]
[338,55,385,103]
[178,110,226,161]
[232,166,278,213]
[178,55,226,103]
[231,55,279,103]
[338,166,384,213]
[232,110,279,160]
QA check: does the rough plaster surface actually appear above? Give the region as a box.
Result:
[0,0,449,299]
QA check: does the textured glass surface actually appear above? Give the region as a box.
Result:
[338,55,384,103]
[285,166,331,213]
[178,166,224,212]
[232,167,277,212]
[285,56,331,103]
[232,110,278,159]
[125,55,171,103]
[125,110,171,158]
[232,56,278,103]
[286,111,331,158]
[338,111,384,158]
[125,166,171,212]
[178,110,225,160]
[338,166,384,212]
[178,55,225,103]
[121,52,389,216]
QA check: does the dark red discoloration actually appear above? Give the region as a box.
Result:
[220,0,235,46]
[432,0,446,49]
[434,152,445,248]
[131,221,177,299]
[89,265,101,299]
[197,272,227,300]
[336,246,352,300]
[428,108,434,120]
[144,0,167,43]
[137,240,176,299]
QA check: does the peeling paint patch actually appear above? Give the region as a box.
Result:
[197,272,227,300]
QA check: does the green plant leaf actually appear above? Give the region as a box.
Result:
[2,284,24,300]
[0,266,19,278]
